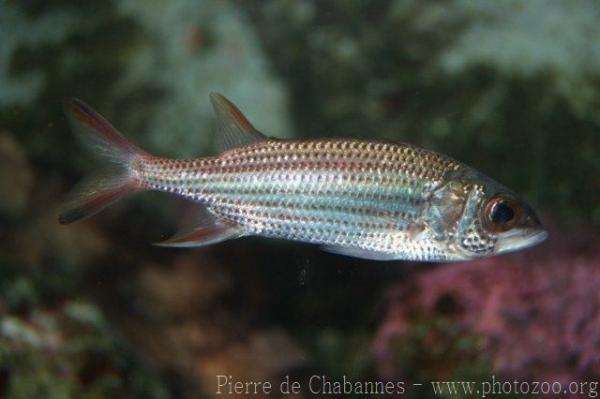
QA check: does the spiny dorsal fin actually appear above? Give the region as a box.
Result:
[210,92,267,153]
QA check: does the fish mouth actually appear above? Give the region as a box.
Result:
[495,228,548,255]
[521,229,548,250]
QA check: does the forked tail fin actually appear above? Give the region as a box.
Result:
[59,98,148,224]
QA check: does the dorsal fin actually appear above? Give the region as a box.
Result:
[210,92,268,153]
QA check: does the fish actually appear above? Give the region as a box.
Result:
[59,93,547,262]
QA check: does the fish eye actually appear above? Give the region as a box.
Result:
[491,202,514,224]
[482,195,521,232]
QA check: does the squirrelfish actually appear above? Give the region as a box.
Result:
[59,93,547,261]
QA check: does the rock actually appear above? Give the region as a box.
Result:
[0,300,169,398]
[197,330,306,397]
[438,0,600,115]
[0,0,291,175]
[0,4,80,107]
[117,252,308,397]
[138,254,232,319]
[114,0,292,158]
[9,205,109,268]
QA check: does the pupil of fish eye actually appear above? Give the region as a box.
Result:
[491,202,514,224]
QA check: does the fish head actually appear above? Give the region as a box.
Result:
[430,168,547,260]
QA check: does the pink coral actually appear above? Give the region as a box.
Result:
[374,226,600,383]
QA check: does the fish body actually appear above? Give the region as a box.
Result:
[60,94,546,262]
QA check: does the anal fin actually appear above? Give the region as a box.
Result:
[155,224,244,248]
[155,203,244,248]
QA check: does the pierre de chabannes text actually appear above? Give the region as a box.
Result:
[216,374,599,397]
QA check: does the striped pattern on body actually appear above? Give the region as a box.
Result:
[137,139,461,260]
[59,94,547,262]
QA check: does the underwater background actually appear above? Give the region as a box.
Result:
[1,0,599,397]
